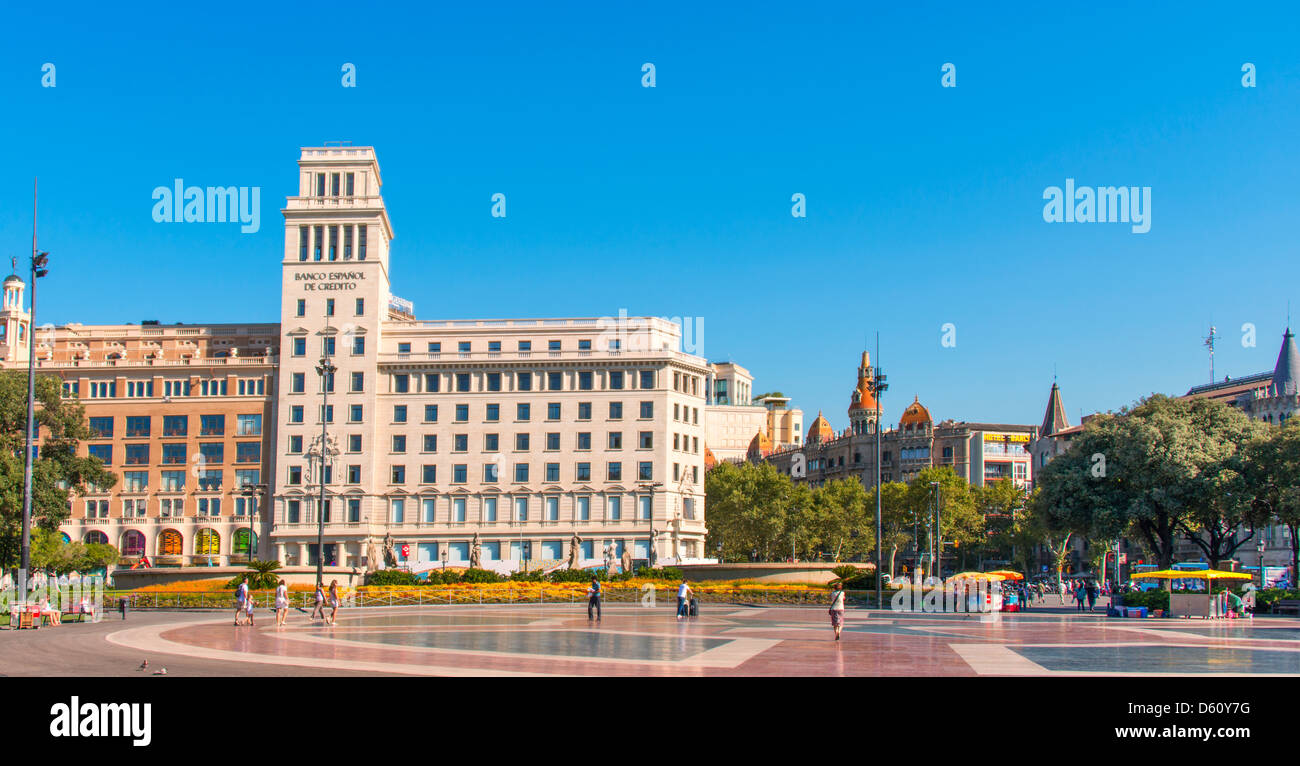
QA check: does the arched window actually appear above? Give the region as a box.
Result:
[60,531,71,544]
[158,529,183,556]
[122,530,146,557]
[195,528,221,555]
[234,528,258,557]
[84,530,108,545]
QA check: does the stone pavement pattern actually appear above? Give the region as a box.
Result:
[2,602,1293,677]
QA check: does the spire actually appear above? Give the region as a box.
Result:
[1273,328,1300,396]
[1041,382,1070,436]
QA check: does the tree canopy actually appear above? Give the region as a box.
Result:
[0,371,117,569]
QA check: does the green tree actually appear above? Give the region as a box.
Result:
[805,478,873,561]
[0,371,117,568]
[1023,487,1075,587]
[704,461,802,561]
[876,481,912,577]
[1033,395,1259,570]
[976,478,1026,565]
[905,467,981,576]
[1247,420,1300,579]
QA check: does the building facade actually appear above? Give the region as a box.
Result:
[704,361,804,462]
[761,350,1036,490]
[14,146,710,574]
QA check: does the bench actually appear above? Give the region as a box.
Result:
[61,611,89,624]
[1274,599,1300,615]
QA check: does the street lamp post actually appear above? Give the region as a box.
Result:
[18,179,48,602]
[1257,536,1267,588]
[314,355,336,590]
[240,483,267,564]
[873,334,888,608]
[930,481,941,580]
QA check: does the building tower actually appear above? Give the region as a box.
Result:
[274,145,396,569]
[0,273,30,364]
[848,350,878,435]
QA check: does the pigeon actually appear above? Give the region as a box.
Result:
[138,660,148,671]
[152,668,167,675]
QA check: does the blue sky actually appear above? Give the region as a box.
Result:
[1,2,1297,432]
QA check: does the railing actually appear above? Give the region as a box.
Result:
[94,587,882,610]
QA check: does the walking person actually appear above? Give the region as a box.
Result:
[244,587,256,626]
[1086,580,1098,612]
[1074,582,1087,612]
[234,579,249,626]
[310,582,325,621]
[274,579,289,628]
[327,580,340,626]
[586,578,602,621]
[676,580,693,620]
[829,582,846,641]
[1058,579,1067,605]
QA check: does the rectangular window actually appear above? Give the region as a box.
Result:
[515,433,530,451]
[125,444,149,465]
[453,497,466,522]
[348,498,361,523]
[287,500,301,523]
[163,415,188,438]
[518,341,532,351]
[455,404,469,422]
[517,372,532,391]
[293,337,306,356]
[291,372,305,393]
[484,433,499,451]
[348,465,361,484]
[483,463,499,483]
[199,442,224,465]
[639,495,652,520]
[422,464,437,483]
[608,432,622,449]
[488,341,501,352]
[122,471,148,492]
[290,406,304,424]
[608,495,621,520]
[577,432,591,450]
[608,462,622,481]
[350,405,363,422]
[516,403,530,421]
[545,432,560,451]
[351,372,364,392]
[454,434,469,452]
[422,434,438,452]
[348,434,362,452]
[578,402,592,420]
[424,404,438,422]
[393,405,408,423]
[88,417,113,438]
[343,225,354,260]
[453,464,467,483]
[355,297,364,315]
[391,465,405,484]
[609,371,624,390]
[640,370,654,389]
[515,498,528,522]
[576,462,591,481]
[638,462,653,481]
[313,225,323,260]
[390,498,404,524]
[486,372,501,391]
[456,373,471,392]
[486,404,499,422]
[200,414,224,436]
[547,372,562,391]
[398,343,411,354]
[424,373,440,392]
[514,463,529,482]
[639,401,653,419]
[546,463,560,482]
[609,402,623,419]
[484,497,498,522]
[547,402,561,420]
[458,341,471,353]
[392,435,407,453]
[199,470,223,491]
[299,226,309,260]
[548,340,561,351]
[639,432,653,449]
[358,225,367,259]
[428,343,441,353]
[162,443,186,464]
[236,414,262,436]
[577,496,590,520]
[578,372,593,390]
[328,225,338,261]
[353,336,365,355]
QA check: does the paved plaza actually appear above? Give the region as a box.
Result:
[6,602,1300,677]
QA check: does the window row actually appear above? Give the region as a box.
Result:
[286,400,659,425]
[298,223,368,262]
[387,369,658,393]
[78,379,262,399]
[88,414,261,439]
[286,460,684,486]
[87,442,262,466]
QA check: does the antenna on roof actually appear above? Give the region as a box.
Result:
[1204,325,1217,384]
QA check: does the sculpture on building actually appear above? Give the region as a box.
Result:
[649,528,659,568]
[621,546,633,576]
[470,533,482,569]
[382,532,397,568]
[568,532,582,569]
[602,542,615,575]
[365,537,381,572]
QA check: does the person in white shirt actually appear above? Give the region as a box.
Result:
[274,579,289,627]
[829,582,846,641]
[676,580,692,620]
[234,580,249,626]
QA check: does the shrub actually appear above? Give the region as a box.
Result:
[459,567,505,584]
[635,566,682,581]
[509,569,545,582]
[1117,589,1169,611]
[548,567,599,583]
[367,569,419,587]
[831,565,859,582]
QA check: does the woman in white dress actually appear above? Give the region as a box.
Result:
[327,580,340,626]
[274,579,289,628]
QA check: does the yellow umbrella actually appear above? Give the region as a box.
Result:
[1132,569,1251,581]
[986,570,1024,581]
[947,572,1005,582]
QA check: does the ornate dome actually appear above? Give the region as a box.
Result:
[746,430,773,460]
[704,445,717,470]
[899,396,932,427]
[806,411,835,443]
